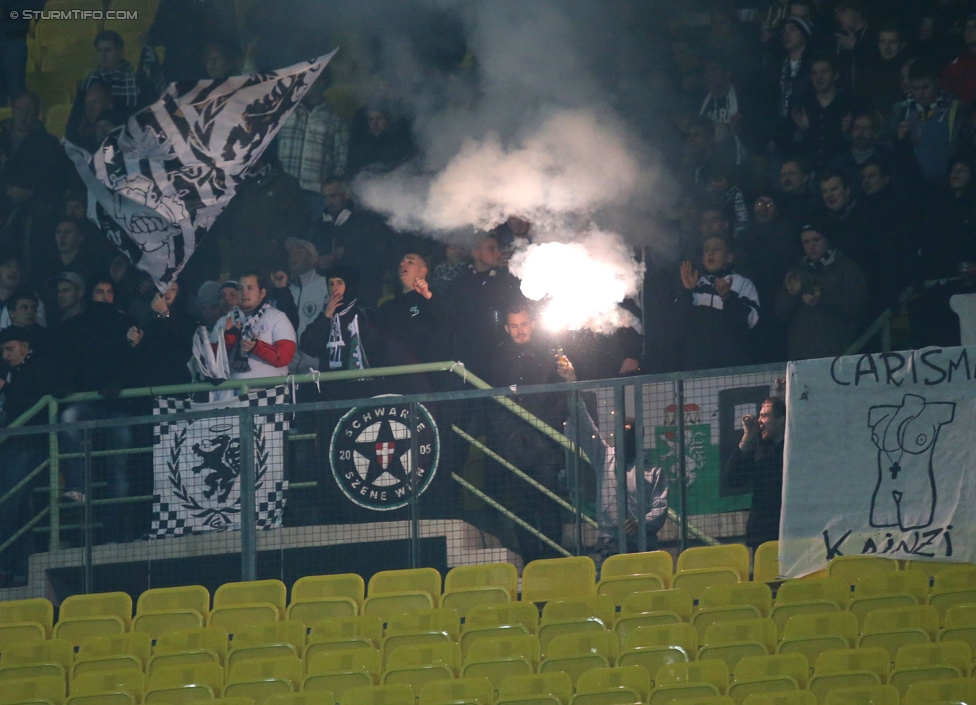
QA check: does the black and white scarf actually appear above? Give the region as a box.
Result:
[806,248,837,271]
[229,301,272,373]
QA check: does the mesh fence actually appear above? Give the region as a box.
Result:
[0,362,785,601]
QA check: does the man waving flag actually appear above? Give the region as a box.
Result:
[64,50,337,292]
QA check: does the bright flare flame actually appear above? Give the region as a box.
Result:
[510,230,644,333]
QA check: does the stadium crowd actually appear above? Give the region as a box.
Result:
[1,0,976,582]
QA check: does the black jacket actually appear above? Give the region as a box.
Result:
[726,438,784,547]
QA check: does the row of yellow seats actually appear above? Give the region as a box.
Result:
[2,647,973,705]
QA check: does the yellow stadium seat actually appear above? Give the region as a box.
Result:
[902,676,976,705]
[291,574,364,611]
[672,569,740,603]
[853,572,928,601]
[445,563,518,601]
[61,592,133,627]
[309,615,384,649]
[464,602,540,634]
[601,551,673,585]
[232,621,307,657]
[147,652,221,680]
[0,662,66,684]
[849,594,919,628]
[462,659,534,691]
[497,672,575,705]
[928,590,976,627]
[808,672,882,704]
[753,542,781,583]
[891,665,964,696]
[288,600,357,626]
[79,632,153,666]
[521,557,597,603]
[597,575,666,607]
[68,693,137,705]
[71,655,143,680]
[387,643,461,674]
[621,589,694,620]
[904,560,973,583]
[227,656,302,689]
[208,605,279,632]
[775,577,849,609]
[387,608,461,641]
[71,671,146,703]
[930,566,976,593]
[539,620,611,653]
[383,633,453,666]
[54,616,126,648]
[303,672,373,701]
[0,622,47,651]
[368,569,441,606]
[770,602,842,638]
[742,693,816,705]
[134,610,205,640]
[677,545,750,582]
[858,630,931,662]
[362,594,434,622]
[776,637,850,669]
[814,648,890,682]
[148,662,225,695]
[541,632,618,682]
[1,639,74,672]
[648,683,722,705]
[418,676,494,705]
[0,598,54,636]
[461,627,529,661]
[623,622,697,654]
[576,666,651,701]
[735,654,810,689]
[465,634,541,670]
[138,586,211,621]
[617,645,689,677]
[726,678,799,705]
[782,612,859,648]
[155,628,230,664]
[214,581,287,620]
[699,644,769,673]
[227,645,300,674]
[703,619,777,653]
[693,607,764,641]
[265,694,318,705]
[304,645,381,679]
[380,664,453,694]
[222,680,293,704]
[826,557,897,591]
[821,685,899,705]
[0,674,65,705]
[340,685,416,705]
[862,605,939,639]
[570,690,642,705]
[213,697,255,705]
[701,584,772,618]
[896,640,971,673]
[614,613,683,646]
[657,661,729,694]
[440,587,510,618]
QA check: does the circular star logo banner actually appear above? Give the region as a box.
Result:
[329,398,440,510]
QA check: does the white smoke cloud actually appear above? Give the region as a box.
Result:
[357,109,641,234]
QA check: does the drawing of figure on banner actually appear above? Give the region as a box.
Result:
[868,393,956,531]
[190,429,241,503]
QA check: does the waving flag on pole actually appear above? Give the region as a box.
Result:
[64,50,337,292]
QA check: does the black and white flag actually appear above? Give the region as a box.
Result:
[65,51,336,291]
[152,386,291,536]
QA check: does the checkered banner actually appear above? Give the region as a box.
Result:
[152,386,290,536]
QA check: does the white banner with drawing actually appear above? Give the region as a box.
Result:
[781,346,976,577]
